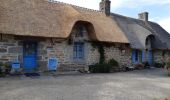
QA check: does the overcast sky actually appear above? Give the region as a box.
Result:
[55,0,170,33]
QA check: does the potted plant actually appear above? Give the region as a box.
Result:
[165,62,170,76]
[0,62,5,77]
[4,62,11,75]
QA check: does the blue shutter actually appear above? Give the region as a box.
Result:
[142,50,145,62]
[132,50,136,64]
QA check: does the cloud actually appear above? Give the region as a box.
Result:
[54,0,170,33]
[158,18,170,33]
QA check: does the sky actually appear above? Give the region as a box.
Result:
[55,0,170,33]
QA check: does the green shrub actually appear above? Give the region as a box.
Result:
[166,62,170,69]
[154,62,165,68]
[0,62,5,77]
[89,63,112,73]
[108,59,119,67]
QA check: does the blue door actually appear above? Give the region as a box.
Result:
[23,42,37,72]
[142,50,145,63]
[132,50,136,64]
[148,50,153,65]
[132,50,139,64]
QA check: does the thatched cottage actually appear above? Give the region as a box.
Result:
[0,0,170,72]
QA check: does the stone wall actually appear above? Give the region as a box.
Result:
[105,46,131,67]
[38,39,100,72]
[37,40,131,72]
[0,35,22,64]
[38,39,73,72]
[154,50,170,63]
[0,34,132,72]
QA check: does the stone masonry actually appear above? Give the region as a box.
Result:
[0,35,22,64]
[0,31,134,72]
[154,50,170,63]
[1,34,170,72]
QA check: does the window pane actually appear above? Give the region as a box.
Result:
[73,42,84,59]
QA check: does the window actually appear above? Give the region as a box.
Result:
[75,26,84,37]
[132,50,141,63]
[73,42,84,60]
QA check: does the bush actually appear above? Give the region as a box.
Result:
[166,62,170,69]
[166,62,170,76]
[0,62,5,77]
[4,62,11,74]
[108,59,119,67]
[155,62,165,68]
[89,63,112,73]
[108,59,120,71]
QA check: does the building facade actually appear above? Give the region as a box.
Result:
[0,0,170,72]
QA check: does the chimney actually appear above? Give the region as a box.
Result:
[99,0,111,16]
[138,12,149,21]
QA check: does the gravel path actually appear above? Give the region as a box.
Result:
[0,68,170,100]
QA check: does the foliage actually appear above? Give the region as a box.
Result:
[98,45,105,64]
[89,59,120,73]
[108,59,119,67]
[162,51,166,57]
[90,42,121,73]
[166,62,170,69]
[89,63,112,73]
[4,62,11,74]
[91,42,105,64]
[0,62,5,77]
[0,62,12,77]
[154,62,165,68]
[91,42,118,64]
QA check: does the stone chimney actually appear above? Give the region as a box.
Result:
[138,12,149,21]
[100,0,111,16]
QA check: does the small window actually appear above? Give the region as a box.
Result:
[73,42,84,60]
[75,26,84,37]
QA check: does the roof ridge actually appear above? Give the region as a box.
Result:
[48,0,103,13]
[111,13,141,21]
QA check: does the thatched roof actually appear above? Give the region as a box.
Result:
[0,0,170,49]
[111,13,170,49]
[0,0,129,43]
